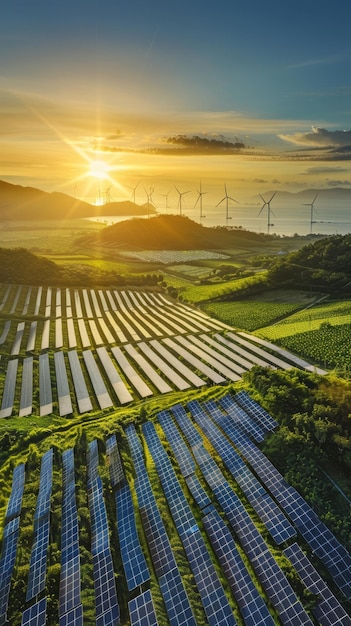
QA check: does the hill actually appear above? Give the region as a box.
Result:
[0,180,155,220]
[267,233,351,291]
[86,214,267,249]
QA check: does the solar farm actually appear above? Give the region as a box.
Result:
[0,282,350,625]
[0,284,326,419]
[0,393,351,625]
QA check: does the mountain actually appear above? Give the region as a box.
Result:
[85,214,264,250]
[251,187,351,206]
[0,180,156,220]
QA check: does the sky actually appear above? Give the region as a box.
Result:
[2,0,351,208]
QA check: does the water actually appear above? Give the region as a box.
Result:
[87,201,351,238]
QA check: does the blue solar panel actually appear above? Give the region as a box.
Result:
[284,543,351,626]
[92,550,119,623]
[105,434,125,488]
[5,463,25,521]
[182,529,236,626]
[188,399,296,545]
[234,391,278,431]
[59,555,81,616]
[157,410,196,477]
[26,513,50,601]
[185,475,211,510]
[203,509,276,626]
[128,590,159,626]
[115,485,150,591]
[214,396,265,442]
[21,597,47,626]
[0,529,20,623]
[159,568,197,626]
[59,603,83,626]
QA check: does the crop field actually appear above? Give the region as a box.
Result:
[270,324,351,371]
[161,273,265,303]
[166,263,214,279]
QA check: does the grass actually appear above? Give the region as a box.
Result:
[257,299,351,340]
[163,273,265,303]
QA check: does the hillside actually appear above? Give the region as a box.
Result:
[0,180,155,220]
[87,214,266,249]
[267,233,351,290]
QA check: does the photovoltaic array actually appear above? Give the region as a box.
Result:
[87,440,119,626]
[0,390,350,624]
[0,463,25,626]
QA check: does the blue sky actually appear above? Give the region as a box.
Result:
[2,0,351,204]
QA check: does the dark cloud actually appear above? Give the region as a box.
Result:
[303,166,349,175]
[326,179,351,186]
[163,134,246,153]
[279,126,351,148]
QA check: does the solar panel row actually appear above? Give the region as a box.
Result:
[26,449,53,602]
[60,449,82,619]
[125,425,197,626]
[211,398,351,601]
[87,440,120,625]
[143,421,237,626]
[170,404,315,625]
[284,543,351,626]
[188,400,296,545]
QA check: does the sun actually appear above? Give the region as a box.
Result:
[87,159,110,180]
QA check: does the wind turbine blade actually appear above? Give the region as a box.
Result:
[259,193,266,203]
[312,193,318,204]
[258,206,265,217]
[228,196,239,204]
[216,197,225,207]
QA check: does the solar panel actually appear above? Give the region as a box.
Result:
[158,568,197,626]
[21,597,47,626]
[234,390,278,430]
[92,550,119,623]
[59,555,81,616]
[59,603,83,626]
[157,410,196,477]
[251,551,313,625]
[203,509,276,626]
[128,590,159,626]
[284,543,351,626]
[0,529,20,623]
[105,435,125,488]
[185,475,211,510]
[5,463,25,521]
[26,513,50,601]
[216,395,265,442]
[182,530,236,626]
[189,399,296,545]
[115,485,150,591]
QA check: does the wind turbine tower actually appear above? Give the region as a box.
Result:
[194,181,207,221]
[105,186,113,204]
[217,184,239,225]
[161,189,171,211]
[258,192,276,234]
[302,193,319,234]
[128,182,140,204]
[175,186,190,216]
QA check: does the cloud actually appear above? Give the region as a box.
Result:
[279,126,351,148]
[326,179,351,186]
[303,166,349,175]
[162,134,246,153]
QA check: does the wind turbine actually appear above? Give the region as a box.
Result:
[175,186,190,216]
[144,186,156,217]
[258,191,276,234]
[302,193,318,234]
[128,181,140,204]
[104,186,113,204]
[161,188,171,210]
[217,184,239,225]
[194,181,207,221]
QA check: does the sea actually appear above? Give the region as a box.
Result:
[88,199,351,238]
